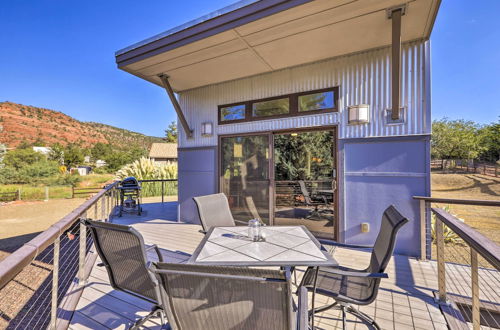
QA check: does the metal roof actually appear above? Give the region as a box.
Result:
[149,143,178,159]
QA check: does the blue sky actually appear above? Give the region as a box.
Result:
[0,0,498,137]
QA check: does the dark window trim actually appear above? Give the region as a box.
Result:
[218,86,339,125]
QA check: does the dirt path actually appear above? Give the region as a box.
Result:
[0,198,86,253]
[431,172,500,243]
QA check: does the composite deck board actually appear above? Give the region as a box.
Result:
[68,201,497,330]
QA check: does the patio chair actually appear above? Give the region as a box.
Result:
[193,193,236,232]
[298,181,329,219]
[82,219,165,329]
[299,205,408,330]
[149,263,309,330]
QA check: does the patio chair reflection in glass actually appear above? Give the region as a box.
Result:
[300,205,409,330]
[298,180,331,219]
[83,219,166,329]
[150,263,309,330]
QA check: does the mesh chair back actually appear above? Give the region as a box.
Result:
[84,219,157,302]
[193,193,235,232]
[298,181,313,204]
[151,263,292,330]
[368,205,409,274]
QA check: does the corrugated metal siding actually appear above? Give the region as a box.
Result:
[177,40,430,147]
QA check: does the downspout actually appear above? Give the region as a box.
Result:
[158,74,193,139]
[388,5,406,120]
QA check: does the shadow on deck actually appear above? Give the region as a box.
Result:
[69,200,457,330]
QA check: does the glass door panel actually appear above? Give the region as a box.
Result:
[220,134,270,224]
[273,130,336,239]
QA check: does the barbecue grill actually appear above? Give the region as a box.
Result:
[118,177,142,216]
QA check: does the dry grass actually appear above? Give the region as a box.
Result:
[431,172,500,244]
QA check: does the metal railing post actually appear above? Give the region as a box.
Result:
[78,213,87,285]
[471,249,480,330]
[435,218,447,303]
[162,181,165,203]
[419,199,427,260]
[50,236,60,329]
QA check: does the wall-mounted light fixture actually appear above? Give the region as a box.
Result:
[201,122,213,137]
[348,104,370,124]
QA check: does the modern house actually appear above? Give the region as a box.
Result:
[115,0,440,257]
[148,142,178,163]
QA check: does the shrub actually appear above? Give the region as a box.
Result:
[48,173,82,187]
[116,157,178,197]
[431,205,465,245]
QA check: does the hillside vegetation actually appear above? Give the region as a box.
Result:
[0,101,163,150]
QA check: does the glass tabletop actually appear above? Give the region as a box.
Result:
[188,225,338,267]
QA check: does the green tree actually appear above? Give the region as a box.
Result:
[0,143,5,168]
[48,143,65,164]
[165,121,178,143]
[91,142,113,161]
[478,120,500,162]
[431,118,483,160]
[4,148,44,170]
[64,144,84,168]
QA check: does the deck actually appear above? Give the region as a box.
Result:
[68,200,473,330]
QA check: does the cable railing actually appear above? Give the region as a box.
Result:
[0,181,120,330]
[413,196,500,329]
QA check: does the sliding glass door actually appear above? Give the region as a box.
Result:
[273,130,336,238]
[219,128,337,239]
[220,134,271,224]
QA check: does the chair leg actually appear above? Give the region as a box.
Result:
[341,306,347,330]
[130,305,162,330]
[309,302,380,330]
[346,305,381,330]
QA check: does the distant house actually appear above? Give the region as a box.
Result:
[95,159,107,168]
[33,146,52,155]
[149,143,177,164]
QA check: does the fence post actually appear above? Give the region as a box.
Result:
[72,186,75,199]
[50,235,60,329]
[435,218,447,303]
[45,186,49,202]
[78,212,87,285]
[483,164,486,175]
[17,189,21,201]
[471,249,480,330]
[162,181,165,203]
[419,200,427,260]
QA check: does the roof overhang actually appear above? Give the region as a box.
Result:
[116,0,441,92]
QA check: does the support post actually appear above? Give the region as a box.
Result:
[419,200,427,260]
[78,214,87,285]
[471,249,480,330]
[50,235,60,329]
[435,218,447,303]
[158,74,193,139]
[162,181,165,204]
[390,7,402,120]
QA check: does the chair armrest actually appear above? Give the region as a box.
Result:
[325,267,388,278]
[234,220,248,225]
[145,244,164,262]
[297,286,309,330]
[318,239,373,250]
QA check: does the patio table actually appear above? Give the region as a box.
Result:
[188,225,337,267]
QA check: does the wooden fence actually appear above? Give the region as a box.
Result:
[0,189,20,202]
[431,159,499,177]
[71,186,102,198]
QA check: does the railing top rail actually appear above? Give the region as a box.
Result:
[0,181,120,289]
[414,196,500,207]
[137,179,177,183]
[431,207,500,271]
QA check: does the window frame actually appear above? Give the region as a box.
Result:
[218,87,339,125]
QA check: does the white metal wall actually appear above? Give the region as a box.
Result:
[177,40,430,147]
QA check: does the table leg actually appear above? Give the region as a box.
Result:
[311,266,319,329]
